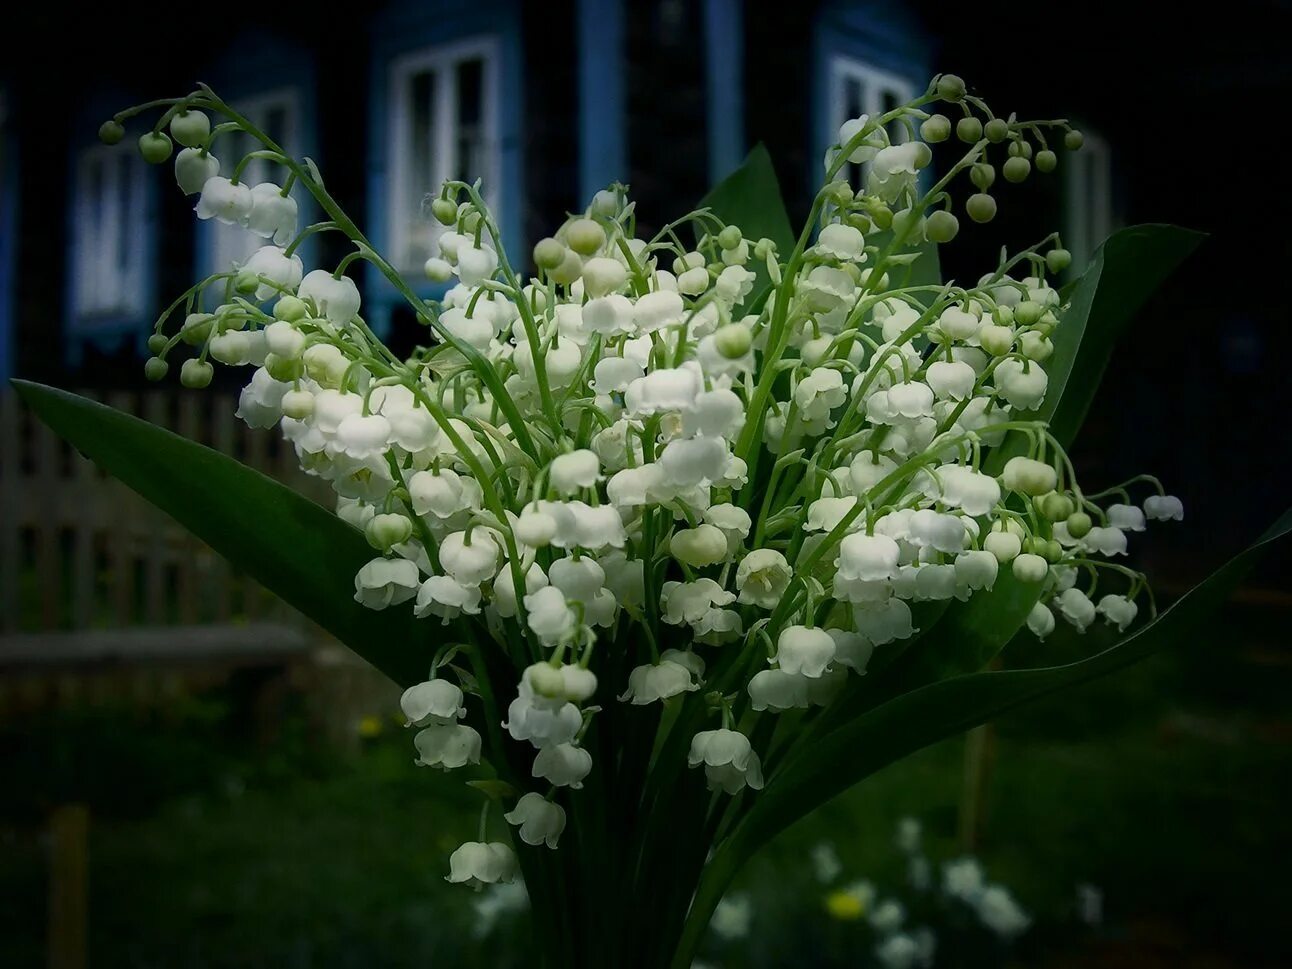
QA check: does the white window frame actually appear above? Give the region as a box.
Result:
[70,143,148,321]
[203,87,301,278]
[386,36,501,275]
[826,55,918,185]
[1063,130,1113,270]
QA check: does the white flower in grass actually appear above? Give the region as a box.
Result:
[1097,594,1139,631]
[174,147,219,195]
[413,722,482,769]
[1107,503,1147,532]
[195,176,252,224]
[1054,587,1097,632]
[775,625,836,678]
[711,893,753,940]
[532,742,593,788]
[943,856,986,902]
[908,510,968,554]
[447,841,517,888]
[414,575,482,622]
[688,728,765,794]
[625,364,705,416]
[683,388,746,439]
[850,451,898,494]
[299,269,361,325]
[837,115,885,163]
[354,557,420,610]
[933,465,1001,517]
[1144,494,1184,521]
[732,549,791,610]
[869,897,906,932]
[504,792,566,848]
[246,183,298,245]
[492,563,548,619]
[976,885,1030,938]
[399,678,465,726]
[747,668,810,712]
[659,437,730,488]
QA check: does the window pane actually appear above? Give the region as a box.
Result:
[455,58,484,185]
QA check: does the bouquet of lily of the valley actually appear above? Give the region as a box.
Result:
[17,73,1290,969]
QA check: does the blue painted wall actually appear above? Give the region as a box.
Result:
[577,0,627,202]
[704,0,745,186]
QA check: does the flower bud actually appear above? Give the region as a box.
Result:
[138,131,173,164]
[966,193,997,223]
[1008,139,1033,159]
[525,662,567,700]
[234,269,260,295]
[920,114,951,142]
[1038,492,1075,521]
[714,323,752,359]
[1035,149,1057,173]
[281,389,315,420]
[146,333,168,354]
[1012,552,1048,583]
[1002,456,1058,496]
[984,118,1009,143]
[533,237,566,271]
[265,320,306,359]
[956,116,983,143]
[180,313,214,345]
[925,210,959,244]
[549,248,584,285]
[911,142,933,169]
[936,74,966,101]
[1043,539,1064,563]
[1002,156,1031,183]
[1046,249,1072,274]
[978,324,1014,356]
[1014,300,1044,326]
[992,305,1015,326]
[180,358,214,389]
[717,225,743,250]
[424,257,453,282]
[98,120,125,145]
[366,513,413,551]
[275,295,308,322]
[1064,129,1084,150]
[144,357,169,381]
[169,110,210,148]
[1065,511,1093,538]
[1018,331,1053,361]
[264,352,304,382]
[430,197,459,226]
[970,162,995,190]
[591,189,619,217]
[566,218,607,256]
[670,524,728,567]
[983,530,1021,563]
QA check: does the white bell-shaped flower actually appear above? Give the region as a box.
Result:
[299,269,362,325]
[837,533,901,581]
[440,530,501,586]
[414,575,482,622]
[241,246,303,302]
[1027,601,1056,639]
[550,449,602,495]
[816,222,864,260]
[1143,494,1184,521]
[661,578,736,625]
[954,550,999,591]
[1054,587,1097,632]
[523,585,579,645]
[532,741,593,788]
[828,628,875,673]
[775,625,836,678]
[1083,526,1128,557]
[994,358,1048,410]
[457,244,499,286]
[353,557,420,610]
[620,649,704,704]
[733,549,790,608]
[174,147,219,195]
[413,722,482,769]
[633,289,685,332]
[246,183,298,245]
[747,668,810,712]
[195,176,252,224]
[925,360,976,401]
[504,792,566,848]
[688,728,765,794]
[400,678,465,726]
[854,597,915,645]
[1107,503,1147,532]
[333,413,391,461]
[505,680,582,748]
[1096,593,1139,631]
[446,841,517,888]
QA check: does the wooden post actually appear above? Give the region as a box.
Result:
[47,804,89,969]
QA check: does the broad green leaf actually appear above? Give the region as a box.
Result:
[986,224,1203,471]
[12,381,428,686]
[750,507,1289,848]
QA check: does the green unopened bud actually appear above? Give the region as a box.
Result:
[717,226,743,250]
[984,118,1010,143]
[591,189,618,218]
[1008,139,1033,159]
[1043,539,1064,563]
[1003,156,1031,183]
[1002,456,1058,497]
[234,269,260,295]
[460,210,483,234]
[264,352,303,382]
[180,358,214,389]
[1066,511,1093,539]
[1046,249,1072,274]
[978,324,1014,356]
[424,257,453,282]
[146,333,169,354]
[180,313,215,346]
[275,295,308,322]
[1019,331,1053,361]
[98,120,125,145]
[137,131,173,164]
[526,662,567,700]
[670,524,728,568]
[936,74,966,101]
[549,248,584,286]
[566,218,606,256]
[867,203,893,231]
[1015,300,1044,326]
[966,193,997,223]
[1012,553,1049,583]
[1038,492,1075,522]
[533,237,567,271]
[281,389,315,421]
[920,114,951,143]
[970,163,995,190]
[714,323,752,359]
[992,305,1015,326]
[925,209,959,244]
[144,357,169,381]
[430,197,458,226]
[1064,129,1084,150]
[911,142,933,169]
[1035,150,1057,173]
[169,110,211,148]
[365,513,414,551]
[956,116,983,143]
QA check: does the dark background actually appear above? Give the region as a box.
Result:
[2,2,1290,967]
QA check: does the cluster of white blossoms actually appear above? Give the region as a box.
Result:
[124,74,1180,886]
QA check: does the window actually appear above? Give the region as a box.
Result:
[826,55,917,192]
[387,38,500,274]
[70,143,149,321]
[202,88,300,277]
[1063,130,1113,270]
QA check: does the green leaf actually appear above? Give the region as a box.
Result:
[986,224,1204,470]
[11,381,428,686]
[698,144,795,256]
